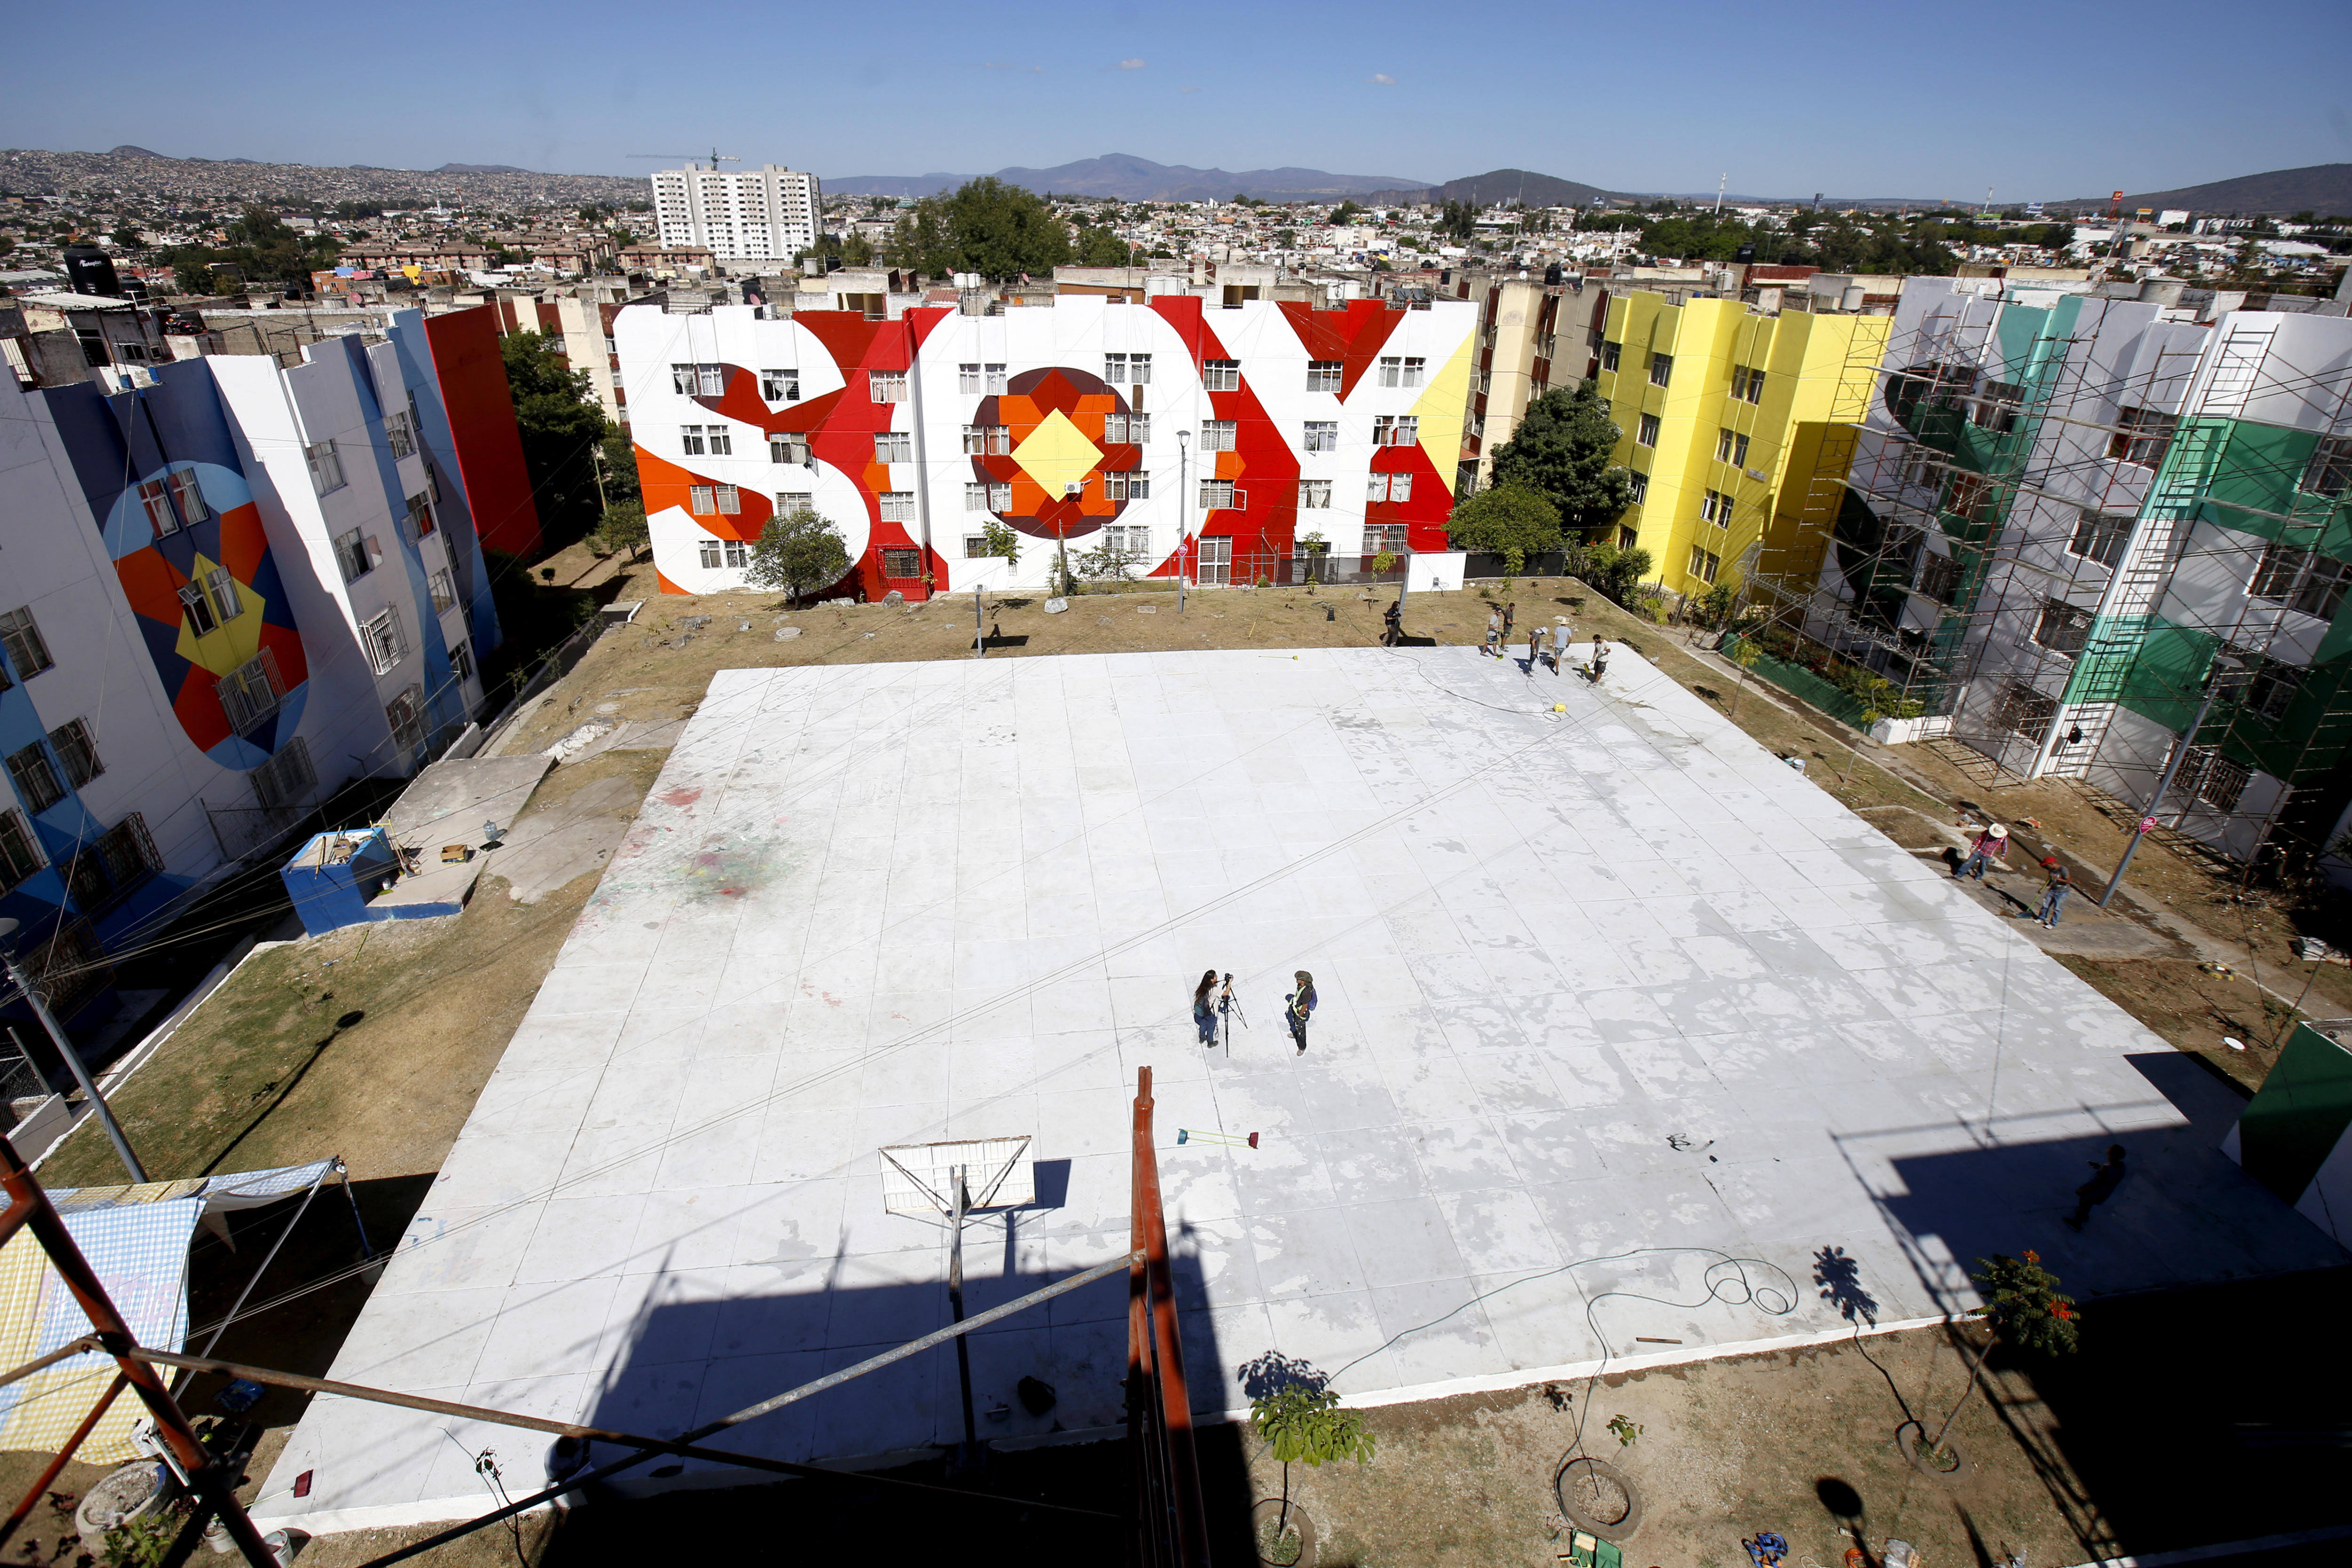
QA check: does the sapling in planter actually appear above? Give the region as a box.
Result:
[1918,1250,2077,1468]
[1251,1384,1374,1558]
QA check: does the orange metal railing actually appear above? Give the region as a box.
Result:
[1127,1065,1209,1568]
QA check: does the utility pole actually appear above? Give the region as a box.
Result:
[0,920,146,1182]
[2099,656,2244,908]
[1177,428,1191,613]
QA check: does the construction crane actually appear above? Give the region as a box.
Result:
[627,150,739,169]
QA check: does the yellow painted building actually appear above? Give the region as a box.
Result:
[1592,294,1888,598]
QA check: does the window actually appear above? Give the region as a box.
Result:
[1373,414,1420,447]
[2176,745,2249,813]
[1101,525,1150,557]
[964,482,992,512]
[880,492,915,523]
[1731,366,1766,404]
[1688,546,1722,585]
[48,720,100,789]
[964,535,991,558]
[1376,355,1426,388]
[75,328,109,367]
[2069,511,2133,568]
[424,458,442,504]
[1366,472,1414,503]
[1627,470,1649,504]
[1648,352,1673,388]
[1946,471,1996,522]
[1635,413,1660,447]
[304,439,345,494]
[2252,541,2352,620]
[1715,428,1750,466]
[1105,352,1152,384]
[1197,536,1232,583]
[881,548,922,579]
[214,649,282,734]
[1105,470,1151,501]
[1306,361,1343,393]
[405,493,436,541]
[1298,479,1332,509]
[2302,435,2352,497]
[1599,341,1621,373]
[869,371,908,402]
[672,363,723,395]
[2033,598,2093,655]
[2107,406,2177,468]
[1700,489,1732,526]
[385,410,416,459]
[1915,553,1960,604]
[177,565,239,637]
[75,814,159,910]
[1200,420,1237,452]
[1362,524,1408,557]
[769,433,810,465]
[706,425,732,456]
[1617,525,1640,550]
[697,538,722,568]
[984,363,1007,394]
[959,363,982,393]
[681,424,708,455]
[1103,412,1151,444]
[1969,380,2023,433]
[0,809,39,893]
[713,484,740,514]
[362,607,407,676]
[1203,359,1240,392]
[428,568,457,613]
[136,478,181,537]
[760,368,801,402]
[1991,680,2058,740]
[5,744,64,813]
[1200,479,1241,509]
[698,365,726,397]
[331,528,375,584]
[960,424,1010,454]
[249,737,315,812]
[2247,661,2302,722]
[874,431,911,462]
[689,484,715,514]
[987,481,1011,509]
[1303,422,1337,453]
[385,685,427,756]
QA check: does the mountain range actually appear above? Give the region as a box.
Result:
[2055,162,2352,216]
[825,153,1422,204]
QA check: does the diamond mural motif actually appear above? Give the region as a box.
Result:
[1011,408,1104,498]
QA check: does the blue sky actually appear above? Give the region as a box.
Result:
[7,0,2347,199]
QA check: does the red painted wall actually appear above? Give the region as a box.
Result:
[422,306,542,559]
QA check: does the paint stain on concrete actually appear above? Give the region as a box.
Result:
[658,786,704,807]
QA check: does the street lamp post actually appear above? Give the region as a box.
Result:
[0,919,146,1182]
[2098,655,2246,909]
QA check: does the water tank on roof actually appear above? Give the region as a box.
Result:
[1840,283,1868,310]
[1544,262,1564,286]
[62,242,121,298]
[1734,243,1757,263]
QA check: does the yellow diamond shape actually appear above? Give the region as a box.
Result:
[1011,409,1104,497]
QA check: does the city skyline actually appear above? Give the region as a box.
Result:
[3,0,2347,202]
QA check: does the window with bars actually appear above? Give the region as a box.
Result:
[2176,745,2250,813]
[2069,511,2133,568]
[362,607,406,676]
[1298,479,1332,509]
[1362,525,1408,557]
[71,814,159,913]
[305,439,345,494]
[249,736,315,812]
[1200,421,1237,452]
[386,410,416,459]
[48,720,100,789]
[1105,352,1152,384]
[879,492,915,523]
[1599,342,1621,372]
[1203,359,1240,391]
[218,650,285,732]
[769,433,810,465]
[1373,415,1420,447]
[1105,471,1151,501]
[760,368,801,401]
[1635,413,1660,447]
[1306,361,1342,393]
[6,744,64,813]
[964,534,992,558]
[429,569,457,613]
[1648,352,1673,388]
[1200,479,1240,509]
[2033,598,2093,655]
[2107,406,2177,467]
[1103,412,1151,444]
[386,685,427,756]
[1687,546,1721,585]
[869,371,908,402]
[0,808,41,892]
[1715,428,1750,466]
[1917,554,1961,604]
[874,431,912,463]
[1991,680,2057,740]
[2246,661,2303,722]
[1303,421,1337,454]
[2302,435,2352,497]
[2252,541,2352,620]
[880,548,922,579]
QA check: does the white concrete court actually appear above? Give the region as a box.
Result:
[262,641,2344,1533]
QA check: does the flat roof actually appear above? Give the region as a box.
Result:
[261,644,2339,1534]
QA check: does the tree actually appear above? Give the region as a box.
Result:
[1072,224,1130,267]
[500,331,611,542]
[588,501,647,562]
[599,431,641,509]
[1446,484,1561,577]
[1250,1383,1373,1546]
[1330,200,1364,226]
[1487,383,1632,537]
[1579,541,1654,603]
[978,517,1021,565]
[886,177,1071,280]
[1918,1250,2076,1466]
[746,506,851,605]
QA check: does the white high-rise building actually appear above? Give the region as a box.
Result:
[649,162,823,263]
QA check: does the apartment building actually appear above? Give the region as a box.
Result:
[614,291,1478,599]
[0,309,514,1027]
[650,162,822,264]
[1594,294,1891,598]
[1774,278,2352,872]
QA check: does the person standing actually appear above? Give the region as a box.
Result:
[1553,620,1571,674]
[1382,598,1403,647]
[1285,971,1317,1055]
[1955,823,2009,881]
[1589,636,1610,684]
[2036,857,2072,928]
[1526,619,1542,675]
[2064,1145,2127,1230]
[1484,606,1503,657]
[1193,970,1220,1047]
[1501,601,1517,645]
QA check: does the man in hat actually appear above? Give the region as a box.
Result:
[1955,822,2009,882]
[2036,856,2073,927]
